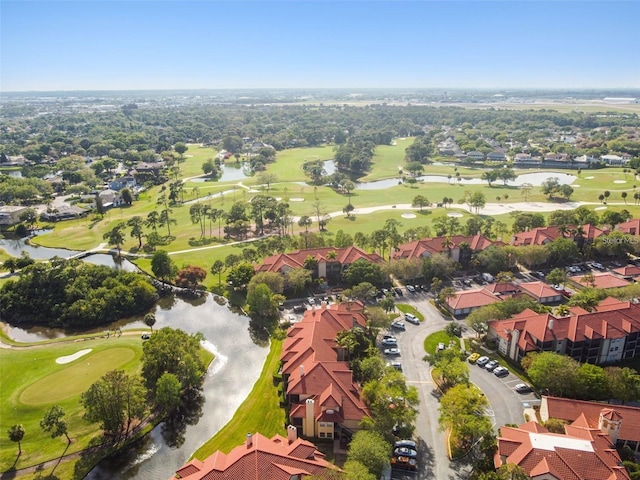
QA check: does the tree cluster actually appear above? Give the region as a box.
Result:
[0,258,158,327]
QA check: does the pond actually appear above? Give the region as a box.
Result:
[190,163,252,183]
[1,234,269,479]
[323,159,336,176]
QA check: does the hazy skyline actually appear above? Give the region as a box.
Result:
[1,1,639,92]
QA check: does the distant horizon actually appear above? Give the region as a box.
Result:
[2,1,639,92]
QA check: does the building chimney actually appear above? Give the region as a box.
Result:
[300,364,304,377]
[246,433,253,448]
[548,319,554,330]
[305,398,315,437]
[287,425,298,444]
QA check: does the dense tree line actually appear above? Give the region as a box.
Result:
[0,258,158,327]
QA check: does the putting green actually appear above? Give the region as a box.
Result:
[19,347,136,406]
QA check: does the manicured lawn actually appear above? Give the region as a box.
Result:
[423,331,459,355]
[357,137,414,182]
[192,337,286,459]
[396,304,424,321]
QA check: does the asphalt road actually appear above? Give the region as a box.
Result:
[385,292,539,480]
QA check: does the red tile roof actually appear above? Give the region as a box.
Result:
[489,297,640,355]
[281,304,370,425]
[394,234,499,259]
[447,288,502,311]
[543,396,640,444]
[613,265,640,277]
[518,281,562,300]
[171,431,337,480]
[616,218,640,235]
[569,272,631,289]
[256,246,383,273]
[511,224,605,246]
[495,420,630,480]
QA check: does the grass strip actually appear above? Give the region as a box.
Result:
[192,337,286,459]
[396,303,424,321]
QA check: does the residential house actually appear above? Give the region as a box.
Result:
[494,420,630,480]
[280,303,371,442]
[98,189,122,208]
[518,281,564,304]
[394,234,499,264]
[574,154,599,165]
[256,246,383,285]
[543,152,571,166]
[540,396,640,454]
[488,297,640,364]
[601,154,630,166]
[170,428,339,480]
[487,151,507,161]
[134,161,165,173]
[466,151,485,161]
[39,205,88,222]
[513,153,542,165]
[109,175,136,191]
[568,272,631,290]
[446,288,503,317]
[0,206,30,226]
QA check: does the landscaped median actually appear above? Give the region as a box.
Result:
[396,303,424,322]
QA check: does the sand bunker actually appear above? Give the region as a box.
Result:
[289,197,305,202]
[401,213,417,219]
[56,349,92,365]
[614,180,627,184]
[447,212,463,218]
[595,206,608,211]
[585,176,595,179]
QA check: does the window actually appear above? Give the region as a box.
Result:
[319,432,325,438]
[326,432,333,438]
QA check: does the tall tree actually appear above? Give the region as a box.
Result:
[144,312,156,332]
[81,370,147,440]
[210,259,225,286]
[151,250,176,285]
[40,405,71,444]
[127,216,144,249]
[7,424,25,455]
[103,222,126,256]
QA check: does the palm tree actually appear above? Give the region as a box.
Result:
[127,216,144,249]
[144,312,156,332]
[622,191,628,204]
[103,222,126,257]
[441,236,454,258]
[343,181,355,205]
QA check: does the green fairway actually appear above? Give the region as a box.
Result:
[0,336,144,472]
[20,347,136,406]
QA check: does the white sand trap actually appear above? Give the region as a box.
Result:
[595,206,608,211]
[275,197,282,201]
[614,180,627,184]
[56,349,92,364]
[289,197,305,202]
[572,185,581,187]
[401,213,417,219]
[585,176,595,179]
[447,212,464,218]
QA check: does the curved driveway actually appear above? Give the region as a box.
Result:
[389,292,538,479]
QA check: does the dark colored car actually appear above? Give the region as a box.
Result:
[394,287,404,296]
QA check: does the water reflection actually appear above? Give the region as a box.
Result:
[190,163,252,182]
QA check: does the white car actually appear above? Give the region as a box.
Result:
[382,338,398,347]
[384,348,401,356]
[514,383,531,393]
[476,356,490,366]
[493,366,509,377]
[406,285,416,293]
[390,320,406,330]
[405,313,420,325]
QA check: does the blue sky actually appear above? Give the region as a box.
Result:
[1,1,639,91]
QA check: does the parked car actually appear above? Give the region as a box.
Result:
[535,271,545,278]
[467,353,480,364]
[394,287,403,296]
[141,333,150,340]
[484,360,499,371]
[391,455,417,471]
[387,361,403,371]
[394,446,417,459]
[394,439,417,450]
[293,305,306,313]
[390,320,406,330]
[308,297,316,305]
[462,279,473,287]
[405,313,420,325]
[383,334,395,340]
[382,338,398,346]
[476,356,490,366]
[437,342,446,351]
[493,366,509,377]
[384,348,401,356]
[514,383,532,393]
[406,285,416,293]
